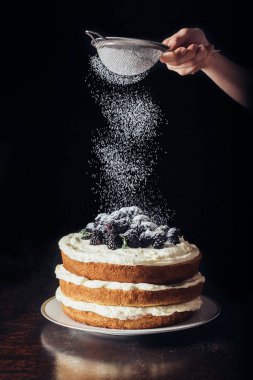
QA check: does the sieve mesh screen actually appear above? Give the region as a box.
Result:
[97,45,162,76]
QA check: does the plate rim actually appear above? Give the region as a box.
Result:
[41,295,220,336]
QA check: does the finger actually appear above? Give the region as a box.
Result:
[169,44,208,68]
[200,44,214,68]
[160,46,187,63]
[167,44,199,66]
[162,28,192,49]
[188,44,213,72]
[167,62,202,76]
[162,37,172,46]
[195,44,208,59]
[166,44,214,75]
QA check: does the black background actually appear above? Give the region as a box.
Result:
[1,0,252,297]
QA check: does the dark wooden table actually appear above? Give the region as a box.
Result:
[0,248,250,380]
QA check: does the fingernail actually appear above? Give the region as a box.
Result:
[168,44,175,50]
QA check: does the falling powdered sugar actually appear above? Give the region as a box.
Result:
[86,55,171,224]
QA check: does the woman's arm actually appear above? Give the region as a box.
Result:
[202,52,250,108]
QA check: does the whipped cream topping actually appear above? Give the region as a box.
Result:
[56,287,202,320]
[56,264,205,291]
[59,233,200,266]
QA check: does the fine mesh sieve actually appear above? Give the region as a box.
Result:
[86,30,169,76]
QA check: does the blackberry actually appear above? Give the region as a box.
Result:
[131,206,143,216]
[102,230,110,245]
[166,228,181,245]
[132,214,150,224]
[96,223,106,238]
[139,231,153,248]
[139,221,158,234]
[125,206,143,218]
[109,210,126,220]
[113,219,129,233]
[107,234,122,250]
[118,207,129,218]
[157,225,169,234]
[153,228,167,249]
[130,215,151,233]
[85,222,95,232]
[105,218,129,234]
[104,222,113,233]
[153,234,166,249]
[90,230,103,245]
[94,213,108,226]
[130,222,140,232]
[96,223,105,232]
[94,224,112,245]
[121,229,140,248]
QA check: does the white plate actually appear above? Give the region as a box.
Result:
[41,295,220,336]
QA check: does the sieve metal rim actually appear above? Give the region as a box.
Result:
[92,37,168,52]
[86,31,168,52]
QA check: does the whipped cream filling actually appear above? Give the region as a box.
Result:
[59,233,200,266]
[56,287,202,320]
[56,264,205,291]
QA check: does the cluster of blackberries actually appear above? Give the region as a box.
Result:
[80,206,181,250]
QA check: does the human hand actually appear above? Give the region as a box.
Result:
[160,28,214,75]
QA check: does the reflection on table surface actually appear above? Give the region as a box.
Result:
[41,323,239,380]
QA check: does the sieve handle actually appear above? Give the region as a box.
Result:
[85,30,105,41]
